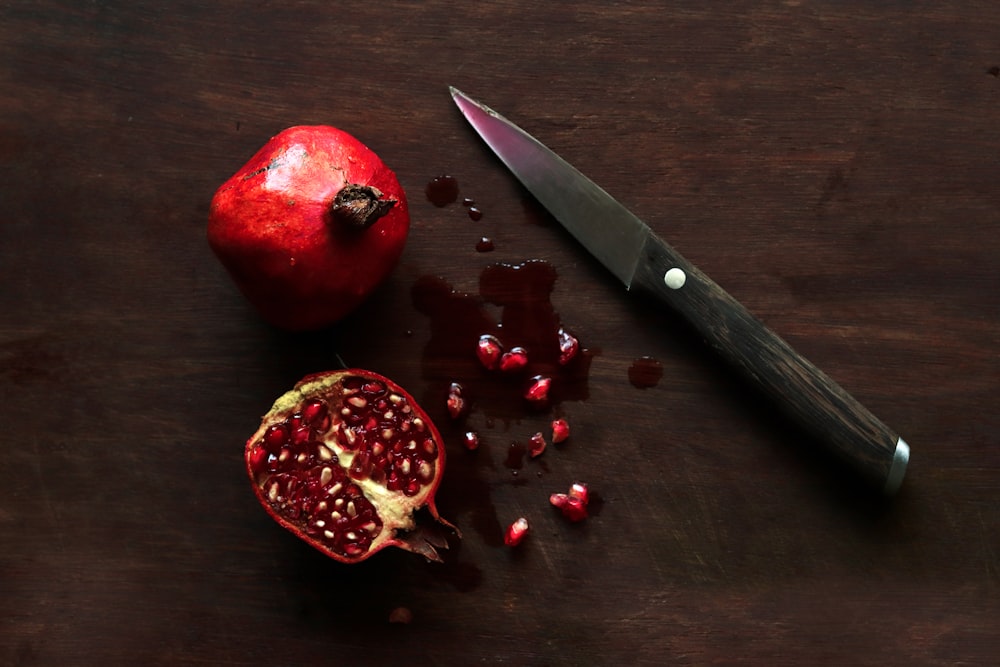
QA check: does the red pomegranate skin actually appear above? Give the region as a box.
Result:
[208,126,410,331]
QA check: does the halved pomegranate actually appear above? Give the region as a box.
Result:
[244,369,458,563]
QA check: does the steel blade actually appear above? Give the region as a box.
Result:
[450,87,650,287]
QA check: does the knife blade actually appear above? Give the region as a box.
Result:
[450,86,909,495]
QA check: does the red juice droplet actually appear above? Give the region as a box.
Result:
[504,441,527,469]
[425,175,459,207]
[468,206,483,221]
[475,237,495,252]
[628,356,663,388]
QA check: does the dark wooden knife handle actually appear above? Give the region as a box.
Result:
[630,232,909,494]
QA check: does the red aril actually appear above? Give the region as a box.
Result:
[208,126,409,331]
[498,347,528,373]
[462,430,480,451]
[244,369,457,563]
[504,517,530,547]
[476,334,504,370]
[550,481,590,522]
[568,482,589,505]
[551,418,570,444]
[528,432,547,458]
[524,375,552,407]
[557,327,580,365]
[446,382,466,419]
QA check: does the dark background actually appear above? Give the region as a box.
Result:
[2,2,998,665]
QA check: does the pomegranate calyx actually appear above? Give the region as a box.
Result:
[332,183,397,228]
[391,508,460,563]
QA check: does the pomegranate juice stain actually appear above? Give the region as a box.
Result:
[628,356,663,388]
[412,260,593,424]
[425,175,460,207]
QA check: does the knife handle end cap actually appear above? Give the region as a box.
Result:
[882,437,909,496]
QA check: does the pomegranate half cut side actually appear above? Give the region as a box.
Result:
[244,369,458,563]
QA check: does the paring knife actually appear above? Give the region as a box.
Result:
[450,86,909,495]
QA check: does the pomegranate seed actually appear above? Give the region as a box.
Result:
[557,327,580,365]
[463,430,480,451]
[563,496,589,521]
[524,375,552,407]
[291,424,313,445]
[550,481,590,521]
[498,347,528,372]
[301,399,327,425]
[528,432,546,458]
[361,380,386,396]
[263,424,289,450]
[446,382,465,419]
[248,445,268,472]
[550,494,588,522]
[504,517,530,547]
[551,418,570,443]
[476,334,504,370]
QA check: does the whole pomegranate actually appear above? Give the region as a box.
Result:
[245,370,457,563]
[208,126,409,331]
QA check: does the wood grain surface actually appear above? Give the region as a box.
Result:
[2,2,998,665]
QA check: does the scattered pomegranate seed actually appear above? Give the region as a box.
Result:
[549,493,568,509]
[550,494,588,522]
[568,482,589,505]
[551,418,570,443]
[557,327,580,365]
[528,432,546,458]
[388,606,413,624]
[446,382,465,419]
[476,334,504,370]
[550,481,590,522]
[504,517,530,547]
[498,347,528,372]
[524,375,552,407]
[463,430,480,451]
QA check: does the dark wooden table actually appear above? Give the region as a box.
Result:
[3,2,998,665]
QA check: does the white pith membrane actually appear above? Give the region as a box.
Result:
[246,372,441,560]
